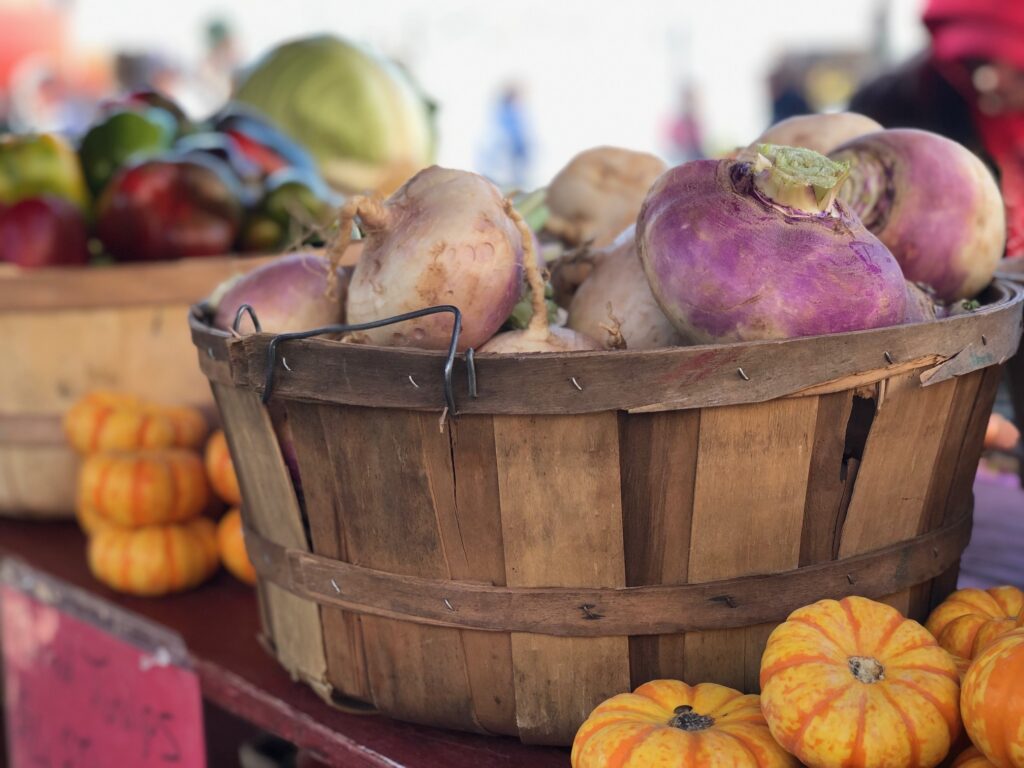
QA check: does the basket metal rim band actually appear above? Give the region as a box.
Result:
[190,279,1024,415]
[242,507,972,637]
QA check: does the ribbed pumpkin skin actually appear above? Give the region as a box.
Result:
[952,746,998,767]
[571,680,798,768]
[76,503,120,537]
[205,430,241,506]
[88,518,219,596]
[927,587,1024,660]
[77,449,210,527]
[217,509,256,585]
[760,596,961,768]
[961,629,1024,768]
[64,391,207,454]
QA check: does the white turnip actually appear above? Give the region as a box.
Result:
[567,226,683,349]
[479,232,600,354]
[339,166,525,350]
[751,112,883,155]
[543,147,666,249]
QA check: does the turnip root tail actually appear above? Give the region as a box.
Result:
[328,194,391,298]
[504,199,547,341]
[599,303,627,350]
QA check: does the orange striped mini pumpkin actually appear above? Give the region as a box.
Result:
[76,502,121,537]
[217,508,256,585]
[87,517,219,596]
[952,747,998,767]
[760,595,961,768]
[77,449,210,527]
[927,587,1023,660]
[204,430,241,506]
[961,628,1024,768]
[571,680,797,767]
[64,391,207,454]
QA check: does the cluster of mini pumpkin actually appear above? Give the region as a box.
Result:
[573,590,1024,768]
[65,392,256,595]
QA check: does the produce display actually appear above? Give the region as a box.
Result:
[64,391,257,595]
[212,117,1004,359]
[570,592,1024,767]
[0,91,338,268]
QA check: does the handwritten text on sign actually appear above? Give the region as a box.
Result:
[2,583,205,767]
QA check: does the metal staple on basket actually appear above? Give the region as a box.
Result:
[236,304,476,415]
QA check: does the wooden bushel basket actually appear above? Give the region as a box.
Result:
[0,256,269,518]
[192,279,1024,746]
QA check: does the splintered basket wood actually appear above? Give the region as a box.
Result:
[191,279,1023,746]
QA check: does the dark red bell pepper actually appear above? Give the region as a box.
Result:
[95,155,243,261]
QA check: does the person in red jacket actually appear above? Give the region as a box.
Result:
[850,0,1024,257]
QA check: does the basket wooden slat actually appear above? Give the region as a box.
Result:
[494,412,630,744]
[622,409,698,687]
[211,382,330,701]
[193,278,1024,746]
[286,403,373,704]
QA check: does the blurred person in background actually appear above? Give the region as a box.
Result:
[769,61,812,125]
[666,82,704,162]
[850,0,1024,257]
[195,18,241,114]
[480,82,533,190]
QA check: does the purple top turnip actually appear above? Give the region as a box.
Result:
[637,145,907,344]
[340,166,525,350]
[903,280,939,324]
[211,251,348,334]
[830,129,1005,302]
[567,225,683,349]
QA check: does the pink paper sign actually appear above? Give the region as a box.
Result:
[2,563,206,767]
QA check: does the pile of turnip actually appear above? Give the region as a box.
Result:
[207,116,1007,356]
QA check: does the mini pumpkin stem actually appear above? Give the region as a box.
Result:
[848,655,886,684]
[328,195,392,299]
[668,704,715,731]
[505,199,548,341]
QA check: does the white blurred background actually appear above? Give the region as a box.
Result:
[6,0,931,186]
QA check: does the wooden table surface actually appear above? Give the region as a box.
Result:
[0,519,568,768]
